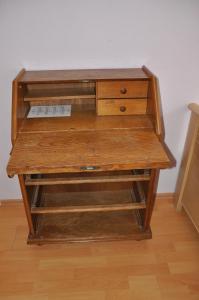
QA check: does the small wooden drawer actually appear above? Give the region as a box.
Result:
[97,80,148,99]
[97,99,147,115]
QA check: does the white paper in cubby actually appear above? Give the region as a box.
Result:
[27,105,71,118]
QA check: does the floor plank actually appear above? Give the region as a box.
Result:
[0,197,198,299]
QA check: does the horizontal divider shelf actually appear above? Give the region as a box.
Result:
[24,87,96,102]
[25,174,150,186]
[31,202,146,214]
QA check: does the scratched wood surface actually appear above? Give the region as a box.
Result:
[97,99,147,115]
[0,196,199,299]
[20,112,154,133]
[7,129,172,176]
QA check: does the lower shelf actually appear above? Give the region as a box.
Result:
[28,180,150,244]
[29,210,151,244]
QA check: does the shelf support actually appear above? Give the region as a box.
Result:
[31,202,146,214]
[18,175,35,235]
[144,169,160,229]
[25,174,150,186]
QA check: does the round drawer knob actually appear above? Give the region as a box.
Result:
[120,106,126,112]
[120,88,127,94]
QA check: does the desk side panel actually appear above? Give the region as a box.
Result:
[12,69,29,144]
[142,66,165,140]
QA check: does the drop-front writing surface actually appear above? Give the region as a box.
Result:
[7,129,172,177]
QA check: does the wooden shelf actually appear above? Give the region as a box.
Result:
[24,87,96,102]
[20,111,154,133]
[31,184,146,212]
[31,203,146,214]
[28,185,147,243]
[36,185,144,206]
[29,211,151,244]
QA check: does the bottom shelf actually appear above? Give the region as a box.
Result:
[28,179,150,244]
[29,210,151,244]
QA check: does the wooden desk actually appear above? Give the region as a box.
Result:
[7,67,175,244]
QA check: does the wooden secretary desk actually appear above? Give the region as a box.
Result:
[7,67,175,244]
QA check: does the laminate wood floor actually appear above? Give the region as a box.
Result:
[0,197,198,299]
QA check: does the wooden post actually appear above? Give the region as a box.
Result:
[18,175,35,235]
[144,169,160,229]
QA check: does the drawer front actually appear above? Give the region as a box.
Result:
[97,99,147,116]
[97,80,148,99]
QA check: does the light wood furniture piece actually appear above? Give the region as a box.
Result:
[7,67,175,244]
[175,103,199,232]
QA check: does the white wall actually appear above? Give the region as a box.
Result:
[1,0,199,199]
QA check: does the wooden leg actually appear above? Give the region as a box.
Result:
[18,175,35,235]
[144,169,160,230]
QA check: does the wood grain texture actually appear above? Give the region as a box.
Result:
[24,86,95,101]
[39,183,140,207]
[18,175,34,235]
[182,148,199,232]
[11,69,29,144]
[30,211,151,244]
[19,68,149,83]
[144,169,160,229]
[7,129,173,176]
[31,184,146,214]
[25,173,150,186]
[175,112,199,210]
[31,202,146,214]
[0,196,199,299]
[142,66,165,139]
[175,104,199,231]
[97,99,147,115]
[28,99,96,111]
[96,80,148,99]
[20,111,154,133]
[8,67,176,246]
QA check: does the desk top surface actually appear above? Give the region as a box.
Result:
[7,129,172,176]
[20,112,154,133]
[19,68,148,83]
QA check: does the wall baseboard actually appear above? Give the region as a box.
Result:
[156,192,174,200]
[0,199,22,206]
